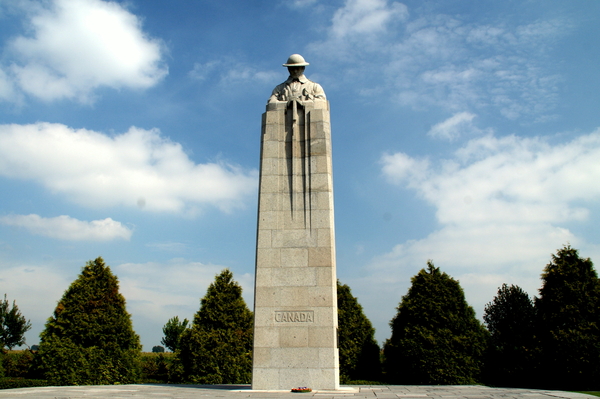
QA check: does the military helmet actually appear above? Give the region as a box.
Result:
[283,54,309,67]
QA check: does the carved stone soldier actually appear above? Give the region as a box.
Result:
[268,54,326,103]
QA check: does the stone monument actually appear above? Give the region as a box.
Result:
[252,54,339,390]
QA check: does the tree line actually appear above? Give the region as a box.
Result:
[382,245,600,390]
[1,245,599,389]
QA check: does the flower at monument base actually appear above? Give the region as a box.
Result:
[291,387,312,393]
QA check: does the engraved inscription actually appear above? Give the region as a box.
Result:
[274,310,314,323]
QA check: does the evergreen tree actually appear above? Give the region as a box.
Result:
[483,284,535,387]
[0,294,32,351]
[337,280,381,382]
[534,245,600,390]
[383,261,488,384]
[37,257,141,385]
[176,269,253,383]
[161,316,188,352]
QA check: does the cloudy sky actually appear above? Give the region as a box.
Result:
[1,0,599,350]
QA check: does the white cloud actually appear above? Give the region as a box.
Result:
[309,4,566,121]
[388,17,564,117]
[0,68,17,102]
[330,0,408,39]
[221,64,280,85]
[383,131,600,225]
[380,152,429,183]
[115,260,254,324]
[145,241,188,253]
[286,0,317,8]
[309,0,408,59]
[0,214,132,241]
[427,112,479,141]
[369,128,600,341]
[0,262,73,347]
[115,260,226,324]
[189,61,220,82]
[0,122,257,214]
[372,224,575,275]
[4,0,167,102]
[115,259,254,349]
[189,59,279,86]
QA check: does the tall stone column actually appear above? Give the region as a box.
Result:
[252,95,339,390]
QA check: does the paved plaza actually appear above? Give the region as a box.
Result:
[0,385,595,399]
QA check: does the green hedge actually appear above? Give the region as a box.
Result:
[1,351,40,379]
[1,351,175,385]
[0,378,49,390]
[140,352,175,383]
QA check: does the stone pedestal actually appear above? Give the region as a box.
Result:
[252,99,339,390]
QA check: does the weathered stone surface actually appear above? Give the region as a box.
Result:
[253,60,338,390]
[1,384,592,398]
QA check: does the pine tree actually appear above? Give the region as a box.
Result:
[0,294,32,351]
[161,316,188,352]
[534,245,600,390]
[383,261,488,384]
[37,257,141,385]
[483,284,535,387]
[176,269,253,383]
[337,280,381,382]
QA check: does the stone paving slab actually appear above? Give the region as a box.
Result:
[0,385,595,399]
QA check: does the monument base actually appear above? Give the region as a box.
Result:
[233,386,358,394]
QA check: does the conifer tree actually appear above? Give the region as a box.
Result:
[337,280,381,382]
[37,257,141,385]
[534,245,600,390]
[483,284,535,387]
[383,261,488,384]
[176,269,253,383]
[161,316,188,352]
[0,294,32,351]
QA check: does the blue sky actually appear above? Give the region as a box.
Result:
[1,0,599,350]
